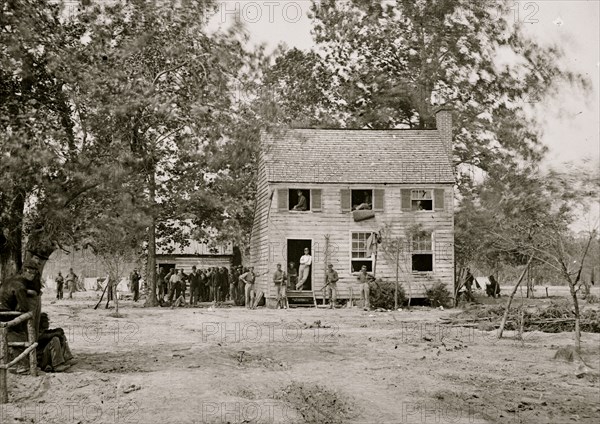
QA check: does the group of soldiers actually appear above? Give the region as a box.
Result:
[53,268,81,299]
[156,265,250,306]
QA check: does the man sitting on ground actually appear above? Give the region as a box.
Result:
[37,313,75,372]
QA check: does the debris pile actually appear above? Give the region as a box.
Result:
[445,301,600,333]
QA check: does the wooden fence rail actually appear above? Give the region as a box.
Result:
[0,311,38,403]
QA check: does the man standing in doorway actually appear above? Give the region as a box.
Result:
[288,262,298,290]
[296,248,312,290]
[325,264,339,309]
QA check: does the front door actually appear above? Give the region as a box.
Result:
[287,239,312,290]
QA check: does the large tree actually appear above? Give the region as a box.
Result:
[266,0,589,177]
[63,0,260,305]
[0,0,125,280]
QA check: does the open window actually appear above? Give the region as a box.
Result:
[351,190,372,211]
[401,188,445,212]
[289,189,310,211]
[412,231,433,272]
[351,232,374,272]
[411,189,433,211]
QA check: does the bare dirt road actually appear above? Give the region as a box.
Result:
[3,291,599,424]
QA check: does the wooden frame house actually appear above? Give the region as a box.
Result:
[250,109,455,307]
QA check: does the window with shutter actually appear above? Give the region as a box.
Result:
[401,189,411,211]
[434,189,445,211]
[340,189,351,212]
[311,189,322,212]
[373,189,384,212]
[277,189,288,212]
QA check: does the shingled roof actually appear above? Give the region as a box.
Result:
[262,129,454,184]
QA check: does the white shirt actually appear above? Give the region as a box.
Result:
[300,254,312,266]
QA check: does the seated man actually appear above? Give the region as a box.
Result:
[292,190,307,211]
[353,193,372,211]
[37,313,74,372]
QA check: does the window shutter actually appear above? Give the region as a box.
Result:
[401,189,411,211]
[434,189,445,211]
[373,189,384,212]
[277,189,288,212]
[311,189,322,212]
[340,189,351,212]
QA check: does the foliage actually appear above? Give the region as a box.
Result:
[0,0,129,279]
[370,279,406,310]
[263,0,591,177]
[425,282,452,308]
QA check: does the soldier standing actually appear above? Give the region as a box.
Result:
[55,271,64,300]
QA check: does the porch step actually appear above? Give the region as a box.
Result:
[287,290,317,308]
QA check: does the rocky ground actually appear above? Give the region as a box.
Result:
[2,288,599,424]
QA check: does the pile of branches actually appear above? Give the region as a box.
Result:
[447,301,600,333]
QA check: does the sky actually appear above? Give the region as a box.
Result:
[212,0,600,171]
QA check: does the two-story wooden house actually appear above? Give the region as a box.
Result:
[250,109,455,306]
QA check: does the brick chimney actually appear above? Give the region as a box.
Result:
[434,106,453,160]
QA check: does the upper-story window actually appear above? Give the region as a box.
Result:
[341,189,384,213]
[411,189,432,210]
[401,188,445,212]
[289,189,311,211]
[352,190,372,211]
[277,189,322,212]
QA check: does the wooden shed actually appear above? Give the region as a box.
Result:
[250,109,455,307]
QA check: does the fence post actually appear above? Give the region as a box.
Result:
[27,320,37,377]
[0,327,8,403]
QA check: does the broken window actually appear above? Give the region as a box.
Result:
[289,189,311,211]
[351,232,373,272]
[412,232,433,272]
[411,189,433,211]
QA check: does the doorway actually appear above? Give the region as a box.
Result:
[287,239,312,290]
[159,263,176,275]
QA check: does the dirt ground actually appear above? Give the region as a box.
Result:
[2,288,599,424]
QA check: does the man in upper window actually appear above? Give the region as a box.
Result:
[292,190,307,211]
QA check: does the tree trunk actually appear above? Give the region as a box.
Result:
[144,170,158,307]
[498,256,534,339]
[0,192,25,282]
[0,238,21,282]
[568,279,581,351]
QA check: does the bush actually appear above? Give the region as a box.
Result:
[425,282,452,308]
[370,279,406,309]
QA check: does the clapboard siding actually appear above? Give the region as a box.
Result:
[253,182,454,300]
[249,151,271,292]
